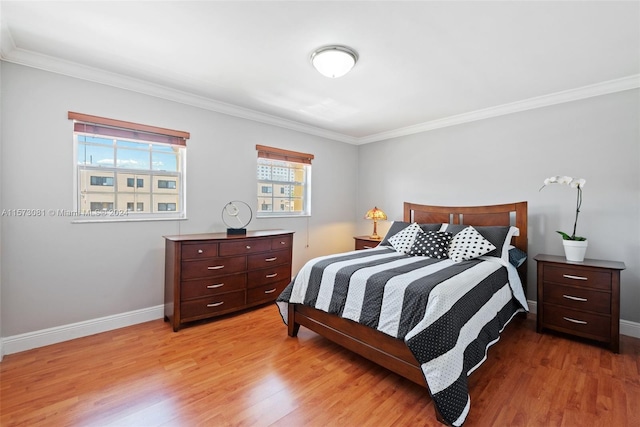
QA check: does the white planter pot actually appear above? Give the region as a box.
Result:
[563,239,588,262]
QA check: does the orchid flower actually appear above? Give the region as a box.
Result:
[540,175,587,241]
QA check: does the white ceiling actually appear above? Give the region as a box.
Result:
[1,1,639,144]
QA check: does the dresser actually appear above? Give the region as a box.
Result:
[534,254,625,353]
[164,229,294,331]
[354,235,381,250]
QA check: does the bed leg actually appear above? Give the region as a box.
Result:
[287,303,301,337]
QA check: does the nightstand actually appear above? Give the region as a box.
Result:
[534,254,625,353]
[354,236,381,250]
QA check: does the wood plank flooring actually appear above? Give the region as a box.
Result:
[1,305,638,426]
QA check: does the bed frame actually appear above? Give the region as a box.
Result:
[286,201,528,424]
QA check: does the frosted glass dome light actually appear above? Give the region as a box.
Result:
[311,45,358,78]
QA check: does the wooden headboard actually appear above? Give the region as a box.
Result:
[403,201,528,253]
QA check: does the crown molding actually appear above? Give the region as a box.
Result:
[0,46,358,144]
[356,74,640,145]
[1,43,637,146]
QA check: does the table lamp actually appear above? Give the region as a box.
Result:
[365,206,387,240]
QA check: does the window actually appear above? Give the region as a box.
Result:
[158,180,176,189]
[91,176,114,186]
[70,112,189,220]
[256,145,313,217]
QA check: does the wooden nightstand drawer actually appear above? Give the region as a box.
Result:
[354,236,381,250]
[542,304,611,342]
[542,264,611,290]
[543,283,611,314]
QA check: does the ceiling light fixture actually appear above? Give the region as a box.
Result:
[310,45,358,78]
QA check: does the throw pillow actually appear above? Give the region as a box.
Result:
[448,226,497,262]
[408,231,453,258]
[388,222,423,254]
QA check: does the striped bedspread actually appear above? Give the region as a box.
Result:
[276,246,527,426]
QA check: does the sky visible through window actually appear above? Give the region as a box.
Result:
[77,135,178,172]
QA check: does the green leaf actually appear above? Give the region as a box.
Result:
[556,231,587,241]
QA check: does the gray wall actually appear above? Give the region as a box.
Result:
[356,89,640,323]
[0,62,358,337]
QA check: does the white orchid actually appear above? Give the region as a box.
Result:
[540,175,587,241]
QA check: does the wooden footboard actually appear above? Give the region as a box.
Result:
[288,302,447,423]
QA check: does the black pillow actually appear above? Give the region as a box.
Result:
[408,231,453,259]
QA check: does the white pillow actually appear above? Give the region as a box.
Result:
[388,222,423,254]
[448,225,497,262]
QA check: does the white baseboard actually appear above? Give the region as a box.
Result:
[527,299,640,339]
[1,301,638,359]
[1,305,164,356]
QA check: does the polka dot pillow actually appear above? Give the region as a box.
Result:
[408,231,453,259]
[448,226,497,262]
[388,222,423,254]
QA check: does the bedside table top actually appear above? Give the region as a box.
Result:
[354,235,383,242]
[534,253,625,270]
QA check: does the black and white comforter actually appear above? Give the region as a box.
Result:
[276,246,528,426]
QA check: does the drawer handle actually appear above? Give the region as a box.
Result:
[563,316,587,325]
[207,283,224,289]
[280,241,286,245]
[246,245,251,250]
[264,288,277,294]
[363,245,373,249]
[198,249,204,254]
[266,273,278,278]
[265,257,278,262]
[207,302,224,308]
[563,274,588,281]
[563,294,587,302]
[208,265,224,270]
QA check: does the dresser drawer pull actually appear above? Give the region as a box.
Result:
[562,294,587,302]
[563,316,587,325]
[266,273,278,278]
[363,245,373,249]
[563,274,588,281]
[198,249,204,254]
[207,283,224,289]
[246,245,251,250]
[265,257,278,262]
[280,241,286,245]
[207,302,224,308]
[207,265,224,270]
[264,288,277,294]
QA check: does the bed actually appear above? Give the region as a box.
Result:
[276,201,528,426]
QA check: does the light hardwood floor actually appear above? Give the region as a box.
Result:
[1,305,639,426]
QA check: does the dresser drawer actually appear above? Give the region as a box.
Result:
[247,264,291,288]
[543,283,611,314]
[247,278,289,305]
[542,264,611,290]
[247,248,291,270]
[181,242,218,260]
[219,238,272,256]
[180,291,246,319]
[271,235,292,250]
[542,304,610,342]
[180,274,246,300]
[181,256,246,280]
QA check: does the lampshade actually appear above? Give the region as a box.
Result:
[365,207,387,221]
[311,45,358,78]
[365,206,387,240]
